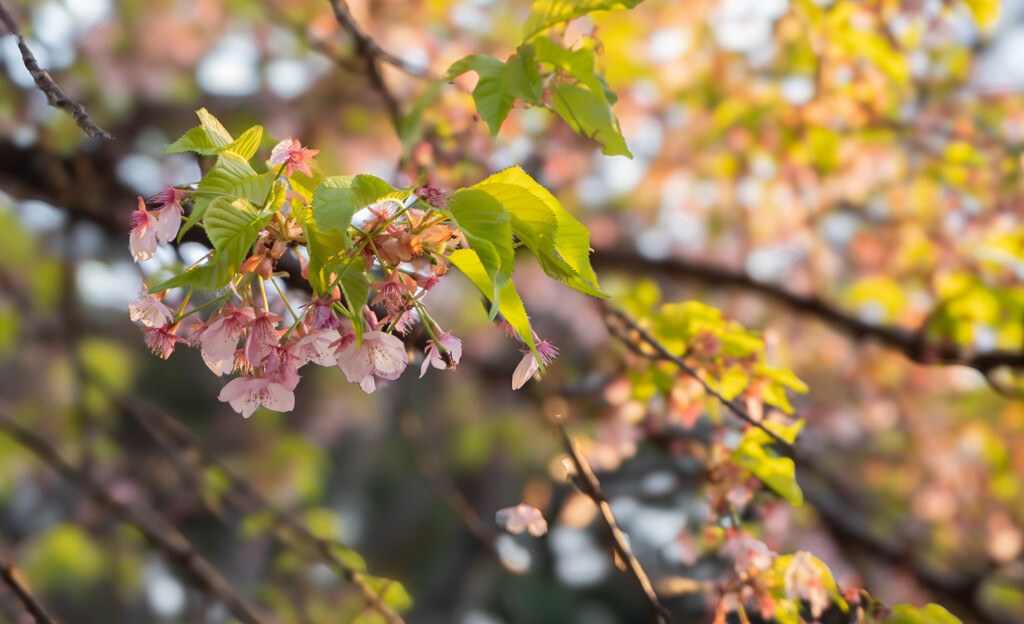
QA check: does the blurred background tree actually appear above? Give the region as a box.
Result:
[0,0,1022,623]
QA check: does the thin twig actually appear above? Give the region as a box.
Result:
[326,0,408,127]
[603,304,797,455]
[0,560,58,624]
[0,406,269,624]
[116,394,406,624]
[0,1,112,140]
[554,421,671,624]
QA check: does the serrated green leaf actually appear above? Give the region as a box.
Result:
[446,189,515,314]
[204,197,272,252]
[449,248,537,358]
[887,604,962,624]
[165,108,234,155]
[446,50,542,136]
[218,125,263,162]
[532,37,616,104]
[731,420,805,505]
[148,250,238,292]
[179,157,277,239]
[523,0,646,40]
[550,83,632,157]
[311,175,410,248]
[472,166,605,297]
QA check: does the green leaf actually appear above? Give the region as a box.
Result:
[150,198,270,292]
[449,248,537,357]
[471,166,605,297]
[523,0,647,40]
[963,0,999,28]
[218,125,263,162]
[446,51,542,135]
[550,83,632,157]
[311,175,410,248]
[446,188,515,315]
[179,156,277,239]
[731,420,805,505]
[165,107,234,155]
[204,197,272,252]
[887,604,963,624]
[720,367,748,400]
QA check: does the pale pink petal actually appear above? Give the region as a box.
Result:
[218,376,263,418]
[129,294,173,328]
[259,382,295,413]
[512,351,540,390]
[496,504,547,537]
[154,204,182,243]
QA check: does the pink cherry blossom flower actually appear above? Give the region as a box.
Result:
[335,330,408,393]
[198,304,256,375]
[244,310,283,366]
[420,331,463,377]
[129,291,173,328]
[511,340,558,390]
[262,345,301,390]
[149,187,188,243]
[390,309,418,336]
[302,296,341,331]
[129,197,161,262]
[218,374,295,418]
[720,535,775,574]
[495,504,548,537]
[269,138,319,177]
[290,329,340,367]
[142,322,188,359]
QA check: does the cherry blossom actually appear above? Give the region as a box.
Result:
[335,330,408,393]
[142,322,188,359]
[198,304,256,375]
[218,374,295,418]
[783,551,829,618]
[129,198,161,262]
[129,291,173,328]
[244,309,283,366]
[290,329,340,367]
[511,340,559,390]
[269,138,319,177]
[419,332,463,378]
[495,504,548,537]
[149,187,188,243]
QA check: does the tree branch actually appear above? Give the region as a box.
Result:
[0,559,58,624]
[554,420,672,624]
[0,405,270,624]
[0,1,112,141]
[593,248,1024,375]
[115,394,406,624]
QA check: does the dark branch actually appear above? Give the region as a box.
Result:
[0,406,270,624]
[554,420,672,624]
[0,559,58,624]
[0,1,113,141]
[593,248,1024,375]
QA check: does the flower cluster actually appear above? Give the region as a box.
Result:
[128,135,564,417]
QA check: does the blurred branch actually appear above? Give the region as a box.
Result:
[594,248,1024,376]
[603,303,797,454]
[326,0,413,128]
[554,420,671,624]
[0,559,58,624]
[0,405,270,624]
[399,412,499,552]
[0,1,112,141]
[116,394,406,624]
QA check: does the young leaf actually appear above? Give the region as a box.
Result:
[446,50,542,136]
[165,107,234,155]
[886,604,963,624]
[445,188,515,312]
[448,248,537,357]
[522,0,647,40]
[218,125,263,163]
[179,157,277,239]
[471,166,605,297]
[398,79,443,154]
[549,82,632,157]
[731,420,805,506]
